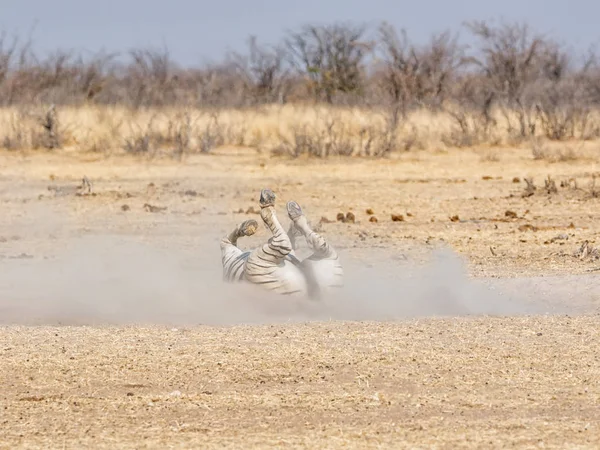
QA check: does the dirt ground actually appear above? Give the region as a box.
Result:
[1,146,600,449]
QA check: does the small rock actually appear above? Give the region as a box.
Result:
[391,214,404,222]
[369,216,378,223]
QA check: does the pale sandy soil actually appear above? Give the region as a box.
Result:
[1,146,599,449]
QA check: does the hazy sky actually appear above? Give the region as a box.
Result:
[2,0,599,65]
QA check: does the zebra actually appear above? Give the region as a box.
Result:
[220,188,343,300]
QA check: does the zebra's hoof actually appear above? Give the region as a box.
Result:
[286,201,303,221]
[259,188,276,208]
[239,219,258,236]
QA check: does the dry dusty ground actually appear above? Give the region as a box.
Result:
[1,146,600,449]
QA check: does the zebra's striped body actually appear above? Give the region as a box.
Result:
[220,189,343,300]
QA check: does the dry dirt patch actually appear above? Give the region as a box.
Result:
[1,148,600,448]
[1,317,599,449]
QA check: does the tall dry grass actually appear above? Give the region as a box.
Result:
[1,103,599,159]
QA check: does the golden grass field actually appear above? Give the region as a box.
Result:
[1,105,600,449]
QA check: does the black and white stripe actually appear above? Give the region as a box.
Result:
[220,206,344,299]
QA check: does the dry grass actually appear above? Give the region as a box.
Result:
[1,104,599,157]
[1,317,599,449]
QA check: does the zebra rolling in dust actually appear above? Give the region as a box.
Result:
[220,188,343,300]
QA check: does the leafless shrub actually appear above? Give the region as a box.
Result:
[464,20,547,137]
[273,115,360,158]
[228,37,289,105]
[400,125,424,151]
[522,178,536,197]
[371,104,402,155]
[197,113,225,153]
[166,111,194,159]
[285,22,373,103]
[544,175,558,194]
[574,240,600,260]
[125,46,182,108]
[442,73,496,147]
[588,174,600,198]
[376,23,466,115]
[272,125,317,157]
[533,56,597,141]
[123,115,160,155]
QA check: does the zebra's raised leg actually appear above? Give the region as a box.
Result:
[287,220,302,250]
[287,201,337,260]
[287,200,344,291]
[244,189,306,295]
[220,219,258,282]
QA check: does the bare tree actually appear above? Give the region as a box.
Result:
[285,23,373,103]
[125,46,176,107]
[376,22,466,115]
[464,19,548,136]
[228,36,289,105]
[533,45,599,140]
[444,73,496,146]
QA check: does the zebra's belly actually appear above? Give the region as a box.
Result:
[271,261,309,295]
[245,260,309,296]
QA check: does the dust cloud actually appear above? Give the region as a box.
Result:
[0,227,580,326]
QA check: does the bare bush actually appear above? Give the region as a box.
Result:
[285,23,373,103]
[443,74,496,147]
[274,120,355,158]
[228,37,289,105]
[123,115,160,155]
[167,111,193,159]
[464,20,549,137]
[376,23,466,115]
[197,113,225,153]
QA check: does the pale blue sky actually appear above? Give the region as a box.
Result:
[2,0,599,65]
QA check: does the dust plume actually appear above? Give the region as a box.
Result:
[0,228,579,326]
